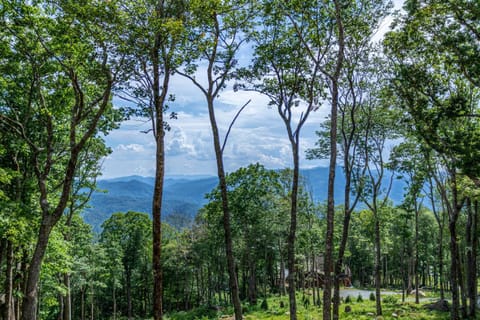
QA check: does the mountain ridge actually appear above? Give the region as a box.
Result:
[83,166,405,232]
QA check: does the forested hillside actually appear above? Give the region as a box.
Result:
[0,1,478,320]
[83,167,406,232]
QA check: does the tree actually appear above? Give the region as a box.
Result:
[101,212,152,320]
[277,2,346,317]
[356,58,398,316]
[177,1,255,318]
[0,2,125,318]
[385,2,480,317]
[117,2,187,318]
[244,2,323,317]
[306,2,391,316]
[390,140,428,303]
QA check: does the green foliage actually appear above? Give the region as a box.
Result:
[345,295,352,303]
[369,292,376,301]
[357,294,363,303]
[382,295,399,305]
[261,299,269,310]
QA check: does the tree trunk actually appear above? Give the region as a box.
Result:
[113,281,116,320]
[22,218,55,320]
[279,241,286,296]
[287,145,300,320]
[206,96,242,320]
[467,200,478,317]
[374,216,382,316]
[63,273,71,320]
[449,219,460,320]
[332,194,353,319]
[458,248,467,319]
[81,287,85,320]
[439,225,445,300]
[323,3,344,319]
[126,269,132,320]
[0,238,5,273]
[415,203,419,304]
[247,253,256,304]
[5,241,15,320]
[152,140,164,320]
[151,2,171,319]
[90,284,94,320]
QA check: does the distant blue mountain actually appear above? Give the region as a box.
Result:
[82,166,405,232]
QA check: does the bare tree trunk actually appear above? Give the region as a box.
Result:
[323,2,344,319]
[287,146,300,320]
[81,287,85,320]
[468,200,478,318]
[22,218,55,320]
[5,241,15,320]
[449,219,460,320]
[113,281,116,320]
[439,221,445,300]
[279,241,286,296]
[374,216,382,316]
[90,284,94,320]
[414,201,419,304]
[63,273,71,320]
[206,96,242,320]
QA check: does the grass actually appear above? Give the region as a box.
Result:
[164,290,462,320]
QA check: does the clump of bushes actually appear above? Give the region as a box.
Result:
[357,294,363,302]
[345,295,352,303]
[369,292,376,301]
[382,295,399,304]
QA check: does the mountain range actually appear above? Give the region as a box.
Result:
[82,166,406,233]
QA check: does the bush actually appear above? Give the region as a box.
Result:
[357,294,363,302]
[345,295,352,303]
[369,292,376,301]
[382,295,399,304]
[261,299,268,310]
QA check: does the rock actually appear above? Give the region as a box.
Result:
[344,305,352,313]
[392,313,398,318]
[424,299,450,312]
[409,289,426,297]
[366,312,375,316]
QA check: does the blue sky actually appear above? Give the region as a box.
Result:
[101,0,404,179]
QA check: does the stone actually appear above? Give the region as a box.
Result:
[424,299,450,312]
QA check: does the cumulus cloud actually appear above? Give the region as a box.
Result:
[166,129,197,156]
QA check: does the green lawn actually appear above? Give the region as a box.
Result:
[165,291,457,320]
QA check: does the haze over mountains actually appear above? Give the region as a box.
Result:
[83,166,405,232]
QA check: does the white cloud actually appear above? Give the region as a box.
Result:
[102,1,407,179]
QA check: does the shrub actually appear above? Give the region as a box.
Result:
[382,295,399,304]
[369,292,376,301]
[261,299,268,310]
[345,295,352,303]
[357,294,363,302]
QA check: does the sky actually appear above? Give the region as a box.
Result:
[101,0,405,179]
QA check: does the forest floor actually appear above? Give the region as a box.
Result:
[165,289,462,320]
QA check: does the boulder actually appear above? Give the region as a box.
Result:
[424,299,450,312]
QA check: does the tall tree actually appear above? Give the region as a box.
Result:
[0,2,125,319]
[385,2,480,317]
[118,1,186,318]
[243,2,322,318]
[305,3,391,317]
[101,212,152,320]
[280,2,346,317]
[177,1,255,318]
[356,57,398,316]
